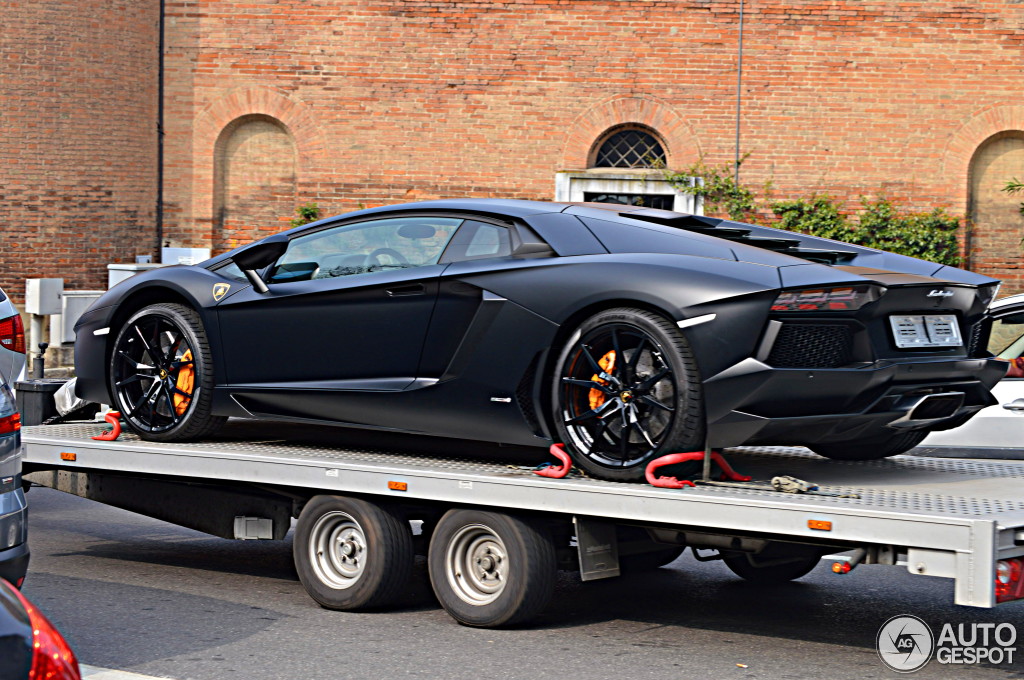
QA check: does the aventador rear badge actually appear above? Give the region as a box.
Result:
[212,283,231,301]
[927,290,954,298]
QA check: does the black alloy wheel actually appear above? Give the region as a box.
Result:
[552,308,705,482]
[109,303,225,441]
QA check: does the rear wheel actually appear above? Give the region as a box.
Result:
[809,430,929,461]
[552,307,704,482]
[428,509,556,627]
[109,303,224,441]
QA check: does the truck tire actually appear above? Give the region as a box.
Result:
[722,545,822,584]
[428,509,555,627]
[294,495,413,610]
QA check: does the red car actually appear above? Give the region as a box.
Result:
[0,578,80,680]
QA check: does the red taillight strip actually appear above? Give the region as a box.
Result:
[7,584,81,680]
[0,413,20,434]
[0,315,26,354]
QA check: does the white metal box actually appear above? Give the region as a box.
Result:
[24,278,63,316]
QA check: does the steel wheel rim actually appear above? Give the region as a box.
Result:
[111,313,197,433]
[445,524,508,605]
[559,323,678,468]
[309,511,367,590]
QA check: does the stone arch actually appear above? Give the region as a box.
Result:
[561,95,699,171]
[192,86,326,251]
[966,131,1024,291]
[213,114,297,252]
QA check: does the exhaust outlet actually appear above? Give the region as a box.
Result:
[888,392,965,430]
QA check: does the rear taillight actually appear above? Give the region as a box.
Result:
[9,586,81,680]
[996,559,1024,603]
[0,314,26,354]
[0,412,20,434]
[771,285,884,312]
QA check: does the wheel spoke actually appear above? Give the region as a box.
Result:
[638,368,670,392]
[631,406,658,447]
[610,328,628,383]
[133,324,162,367]
[565,397,618,425]
[578,344,606,375]
[627,336,648,373]
[117,350,155,371]
[561,377,613,393]
[639,394,674,413]
[160,385,180,423]
[115,374,147,388]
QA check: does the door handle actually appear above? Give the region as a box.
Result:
[1002,398,1024,411]
[386,284,425,297]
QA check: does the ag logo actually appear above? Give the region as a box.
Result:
[212,283,231,301]
[877,615,933,673]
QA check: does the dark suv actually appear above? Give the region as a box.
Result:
[0,374,27,587]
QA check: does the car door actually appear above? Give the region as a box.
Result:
[922,297,1024,449]
[216,215,461,393]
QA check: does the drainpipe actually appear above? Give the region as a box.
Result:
[734,0,745,184]
[155,0,165,261]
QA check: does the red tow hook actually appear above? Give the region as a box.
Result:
[534,443,573,479]
[646,450,753,488]
[91,411,123,441]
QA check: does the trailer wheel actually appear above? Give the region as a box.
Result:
[428,509,555,627]
[294,495,413,610]
[722,546,822,584]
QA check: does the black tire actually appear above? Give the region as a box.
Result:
[294,495,414,610]
[620,546,686,573]
[551,307,705,481]
[809,429,929,461]
[428,509,556,628]
[723,545,822,584]
[109,303,225,441]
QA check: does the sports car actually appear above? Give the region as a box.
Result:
[73,199,1007,481]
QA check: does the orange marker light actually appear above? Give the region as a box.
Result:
[832,561,853,574]
[808,519,832,531]
[60,452,77,462]
[388,481,408,492]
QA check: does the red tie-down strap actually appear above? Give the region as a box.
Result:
[645,450,752,489]
[534,443,573,478]
[91,411,123,441]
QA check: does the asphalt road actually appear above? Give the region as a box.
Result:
[20,485,1024,680]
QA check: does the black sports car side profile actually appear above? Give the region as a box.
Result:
[74,199,1006,481]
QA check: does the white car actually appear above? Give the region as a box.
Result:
[0,287,26,384]
[921,293,1024,453]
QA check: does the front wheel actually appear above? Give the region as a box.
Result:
[551,307,705,482]
[294,495,414,610]
[808,430,929,461]
[109,303,225,441]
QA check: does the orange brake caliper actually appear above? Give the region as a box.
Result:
[173,349,194,415]
[588,350,617,410]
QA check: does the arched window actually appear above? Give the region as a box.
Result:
[967,131,1024,289]
[213,114,297,252]
[592,127,667,169]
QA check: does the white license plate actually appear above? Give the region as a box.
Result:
[889,314,962,348]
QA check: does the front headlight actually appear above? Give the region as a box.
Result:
[770,284,885,312]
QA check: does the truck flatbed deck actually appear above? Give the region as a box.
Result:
[19,421,1024,624]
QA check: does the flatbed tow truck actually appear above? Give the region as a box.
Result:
[18,419,1024,627]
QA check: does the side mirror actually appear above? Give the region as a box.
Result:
[232,234,289,293]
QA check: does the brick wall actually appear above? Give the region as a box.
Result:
[0,0,160,301]
[5,1,1024,295]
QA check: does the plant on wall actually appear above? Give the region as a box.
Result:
[289,202,321,228]
[664,156,962,266]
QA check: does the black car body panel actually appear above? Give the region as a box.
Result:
[74,199,1005,454]
[0,379,27,587]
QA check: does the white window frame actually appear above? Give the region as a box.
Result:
[554,170,702,214]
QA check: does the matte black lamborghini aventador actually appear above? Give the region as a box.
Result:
[74,199,1007,481]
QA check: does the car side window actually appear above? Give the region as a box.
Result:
[989,313,1024,361]
[442,220,512,263]
[268,217,462,283]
